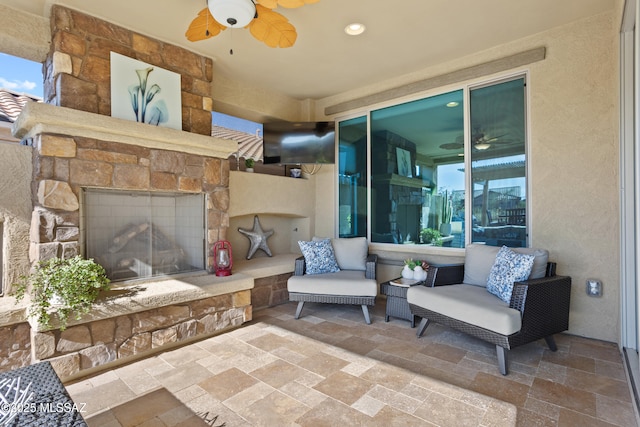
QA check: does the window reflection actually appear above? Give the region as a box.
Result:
[370,90,465,247]
[338,116,368,238]
[470,78,527,247]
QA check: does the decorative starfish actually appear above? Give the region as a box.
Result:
[238,215,274,259]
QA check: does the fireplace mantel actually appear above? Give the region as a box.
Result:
[13,102,237,159]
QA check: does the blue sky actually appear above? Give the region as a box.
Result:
[212,111,262,134]
[0,53,43,98]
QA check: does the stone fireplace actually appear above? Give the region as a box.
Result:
[16,102,235,276]
[0,1,249,376]
[15,3,241,276]
[5,101,250,380]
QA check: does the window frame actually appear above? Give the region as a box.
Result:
[335,71,531,253]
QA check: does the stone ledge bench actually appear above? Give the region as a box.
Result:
[1,273,253,382]
[0,254,298,382]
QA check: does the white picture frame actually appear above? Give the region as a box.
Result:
[396,147,413,178]
[110,52,182,130]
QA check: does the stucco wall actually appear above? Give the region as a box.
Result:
[0,143,32,294]
[0,4,49,62]
[529,12,619,342]
[314,11,620,342]
[228,171,317,257]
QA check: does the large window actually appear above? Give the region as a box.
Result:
[337,75,527,248]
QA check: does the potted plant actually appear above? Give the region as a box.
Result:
[402,258,429,281]
[420,228,443,246]
[245,158,255,172]
[12,256,111,331]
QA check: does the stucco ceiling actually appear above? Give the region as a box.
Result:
[2,0,615,100]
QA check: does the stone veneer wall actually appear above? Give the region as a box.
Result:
[0,323,31,372]
[32,290,251,381]
[28,133,230,269]
[45,5,214,136]
[251,273,292,310]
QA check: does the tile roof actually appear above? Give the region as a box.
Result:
[0,89,41,123]
[212,126,263,161]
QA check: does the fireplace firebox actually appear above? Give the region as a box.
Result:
[83,189,206,281]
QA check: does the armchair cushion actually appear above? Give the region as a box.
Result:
[486,246,535,303]
[407,284,522,335]
[288,270,377,297]
[330,237,368,271]
[463,244,549,287]
[312,237,368,271]
[298,239,340,275]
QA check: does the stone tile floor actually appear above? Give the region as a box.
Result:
[66,301,638,426]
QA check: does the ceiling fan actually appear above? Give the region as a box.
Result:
[186,0,319,49]
[439,129,512,151]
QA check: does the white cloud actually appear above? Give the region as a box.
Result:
[0,77,37,92]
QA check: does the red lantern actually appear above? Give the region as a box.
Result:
[212,240,233,276]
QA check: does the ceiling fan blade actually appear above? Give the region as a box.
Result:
[258,0,319,8]
[439,143,464,150]
[485,134,508,142]
[257,0,279,9]
[185,8,226,42]
[250,5,297,48]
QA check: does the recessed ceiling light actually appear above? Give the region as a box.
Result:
[446,101,459,107]
[345,23,366,36]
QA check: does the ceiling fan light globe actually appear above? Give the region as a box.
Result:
[208,0,256,28]
[475,143,491,150]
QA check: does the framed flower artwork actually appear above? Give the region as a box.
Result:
[110,52,182,130]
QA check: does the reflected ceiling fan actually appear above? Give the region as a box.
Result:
[186,0,319,49]
[439,129,512,151]
[439,135,465,151]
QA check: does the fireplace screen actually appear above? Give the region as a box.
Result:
[83,189,205,281]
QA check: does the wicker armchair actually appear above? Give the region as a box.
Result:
[408,257,571,375]
[288,252,378,324]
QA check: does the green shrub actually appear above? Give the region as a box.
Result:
[12,256,111,330]
[420,228,443,246]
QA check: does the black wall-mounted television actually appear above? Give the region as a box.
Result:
[263,121,336,165]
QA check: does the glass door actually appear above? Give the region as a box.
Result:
[620,0,639,409]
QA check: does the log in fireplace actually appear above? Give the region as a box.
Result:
[84,189,206,281]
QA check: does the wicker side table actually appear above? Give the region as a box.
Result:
[381,268,437,327]
[381,281,417,326]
